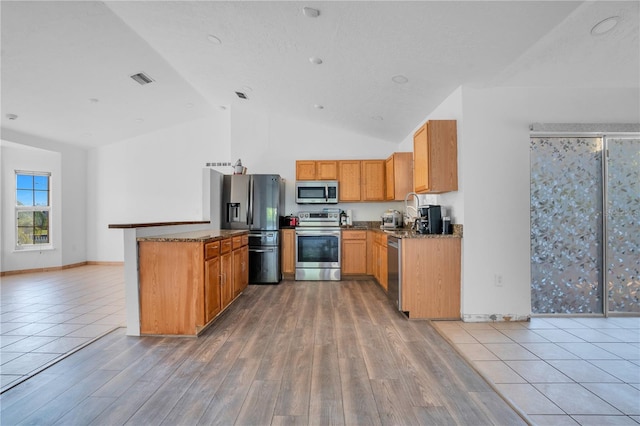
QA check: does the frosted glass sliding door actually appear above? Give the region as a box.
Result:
[606,137,640,314]
[530,137,604,314]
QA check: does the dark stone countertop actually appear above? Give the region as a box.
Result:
[137,229,248,243]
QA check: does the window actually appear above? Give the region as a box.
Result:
[16,171,51,248]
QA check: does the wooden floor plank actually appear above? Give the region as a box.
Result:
[1,277,526,426]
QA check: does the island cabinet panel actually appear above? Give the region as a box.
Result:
[413,120,458,194]
[281,229,295,278]
[338,160,362,201]
[139,241,204,335]
[220,245,233,308]
[232,237,249,298]
[401,238,461,319]
[205,241,222,322]
[341,230,368,275]
[138,233,247,336]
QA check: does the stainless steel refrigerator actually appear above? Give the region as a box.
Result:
[221,174,284,283]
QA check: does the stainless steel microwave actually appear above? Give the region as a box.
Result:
[295,180,339,204]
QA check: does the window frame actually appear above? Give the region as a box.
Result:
[15,170,53,250]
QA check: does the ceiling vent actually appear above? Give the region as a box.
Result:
[235,91,248,99]
[130,72,154,86]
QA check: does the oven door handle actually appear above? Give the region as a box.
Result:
[295,230,341,237]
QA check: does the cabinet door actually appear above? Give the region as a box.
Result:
[385,156,395,200]
[316,161,338,180]
[220,251,233,308]
[414,120,457,193]
[296,160,316,180]
[361,160,385,201]
[386,153,413,201]
[338,160,361,201]
[341,231,367,275]
[413,124,430,193]
[281,229,296,274]
[233,245,249,298]
[205,256,221,322]
[240,245,249,291]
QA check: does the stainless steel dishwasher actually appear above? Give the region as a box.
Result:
[387,236,401,311]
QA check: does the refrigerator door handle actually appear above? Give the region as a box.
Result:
[247,177,254,226]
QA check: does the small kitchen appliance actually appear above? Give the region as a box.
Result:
[416,205,442,234]
[381,209,403,229]
[295,180,339,204]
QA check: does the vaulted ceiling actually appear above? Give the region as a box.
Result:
[2,1,638,148]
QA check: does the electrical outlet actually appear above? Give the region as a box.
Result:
[494,274,503,287]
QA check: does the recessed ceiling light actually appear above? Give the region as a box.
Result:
[302,7,320,18]
[591,16,620,36]
[219,105,227,110]
[241,86,253,92]
[185,103,194,109]
[314,104,324,110]
[135,118,144,123]
[392,75,409,84]
[207,34,222,44]
[89,98,99,104]
[371,116,383,121]
[309,56,323,65]
[6,113,18,120]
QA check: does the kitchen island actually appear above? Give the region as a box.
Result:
[136,229,249,336]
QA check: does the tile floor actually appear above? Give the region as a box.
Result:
[0,265,125,393]
[2,265,639,426]
[433,317,640,425]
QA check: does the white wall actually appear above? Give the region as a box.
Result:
[458,86,639,321]
[90,105,403,261]
[1,141,62,271]
[0,131,86,273]
[229,104,402,219]
[87,114,230,262]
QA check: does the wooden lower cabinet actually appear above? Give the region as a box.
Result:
[138,234,247,336]
[281,229,295,278]
[341,230,367,275]
[232,235,249,298]
[371,232,388,290]
[205,242,222,322]
[401,238,461,319]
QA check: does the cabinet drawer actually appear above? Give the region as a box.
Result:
[205,241,220,259]
[342,230,367,240]
[232,236,244,249]
[242,234,249,246]
[221,238,232,254]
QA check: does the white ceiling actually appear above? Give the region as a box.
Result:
[1,1,638,149]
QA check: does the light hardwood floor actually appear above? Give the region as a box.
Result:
[0,271,526,425]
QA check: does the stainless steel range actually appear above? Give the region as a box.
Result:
[295,210,341,281]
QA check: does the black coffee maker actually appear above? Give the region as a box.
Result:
[415,205,442,234]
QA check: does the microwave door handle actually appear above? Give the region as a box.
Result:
[325,184,328,202]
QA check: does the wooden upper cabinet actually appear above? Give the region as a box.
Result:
[316,161,338,180]
[385,152,413,201]
[338,160,362,201]
[296,160,337,180]
[361,160,385,201]
[413,120,458,194]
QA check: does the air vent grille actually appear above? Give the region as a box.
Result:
[130,72,154,85]
[235,91,248,99]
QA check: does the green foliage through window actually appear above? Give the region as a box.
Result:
[16,172,51,246]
